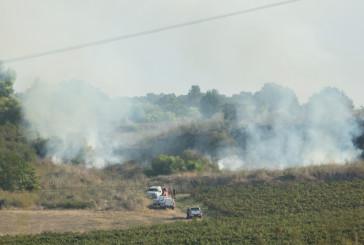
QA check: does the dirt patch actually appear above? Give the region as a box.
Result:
[0,207,187,235]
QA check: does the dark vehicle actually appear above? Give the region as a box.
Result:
[186,206,202,219]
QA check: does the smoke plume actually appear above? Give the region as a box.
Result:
[21,80,130,167]
[21,81,362,170]
[218,85,362,170]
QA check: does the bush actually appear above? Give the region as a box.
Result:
[147,150,218,176]
[0,192,38,208]
[0,154,40,191]
[42,200,96,209]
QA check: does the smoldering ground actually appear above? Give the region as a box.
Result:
[21,81,363,169]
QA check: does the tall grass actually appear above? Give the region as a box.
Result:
[0,160,149,210]
[1,159,363,210]
[151,161,364,193]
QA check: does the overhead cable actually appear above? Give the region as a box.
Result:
[3,0,304,63]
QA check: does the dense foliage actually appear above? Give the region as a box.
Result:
[0,65,20,125]
[146,150,218,176]
[0,154,40,191]
[0,64,39,191]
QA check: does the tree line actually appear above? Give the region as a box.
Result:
[1,62,364,190]
[0,64,40,191]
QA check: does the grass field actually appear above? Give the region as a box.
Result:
[0,194,196,236]
[0,208,187,236]
[1,180,362,244]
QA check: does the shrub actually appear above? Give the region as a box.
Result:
[0,192,38,208]
[0,154,40,191]
[147,150,218,176]
[42,200,96,209]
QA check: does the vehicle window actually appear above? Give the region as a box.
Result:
[191,207,200,211]
[148,188,158,192]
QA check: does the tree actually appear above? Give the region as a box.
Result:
[0,154,40,191]
[200,89,223,118]
[147,150,218,176]
[145,93,161,104]
[0,64,21,125]
[130,103,176,123]
[0,64,16,97]
[223,103,238,124]
[157,94,188,117]
[150,154,176,175]
[305,87,355,122]
[253,83,300,114]
[186,85,202,107]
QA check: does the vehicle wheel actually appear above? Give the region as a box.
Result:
[172,207,174,210]
[199,216,202,219]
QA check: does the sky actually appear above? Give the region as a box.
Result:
[1,0,364,107]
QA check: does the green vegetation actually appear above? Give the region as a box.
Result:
[1,180,362,244]
[0,65,20,125]
[0,154,40,191]
[192,181,364,217]
[0,64,40,192]
[1,64,364,243]
[0,160,149,210]
[199,89,225,118]
[174,194,212,216]
[146,150,219,176]
[0,210,361,244]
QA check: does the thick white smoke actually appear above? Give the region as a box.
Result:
[21,80,362,170]
[219,85,362,170]
[21,80,130,167]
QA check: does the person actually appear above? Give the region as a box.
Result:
[172,189,176,197]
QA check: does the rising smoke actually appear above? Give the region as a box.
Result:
[218,85,362,170]
[21,81,363,169]
[21,80,130,167]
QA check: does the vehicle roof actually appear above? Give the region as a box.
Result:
[189,206,200,209]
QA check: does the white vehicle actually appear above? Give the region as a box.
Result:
[160,198,175,210]
[153,195,168,206]
[147,186,162,198]
[186,206,202,219]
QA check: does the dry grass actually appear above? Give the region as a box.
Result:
[0,192,38,209]
[2,159,362,210]
[0,208,187,235]
[1,159,149,211]
[152,161,364,191]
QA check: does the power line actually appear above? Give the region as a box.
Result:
[3,0,305,64]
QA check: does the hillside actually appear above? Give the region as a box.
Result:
[1,179,363,244]
[1,64,364,244]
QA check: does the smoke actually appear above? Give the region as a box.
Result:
[218,84,362,170]
[21,79,130,167]
[21,80,362,170]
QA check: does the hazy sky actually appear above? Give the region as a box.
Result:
[1,0,363,107]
